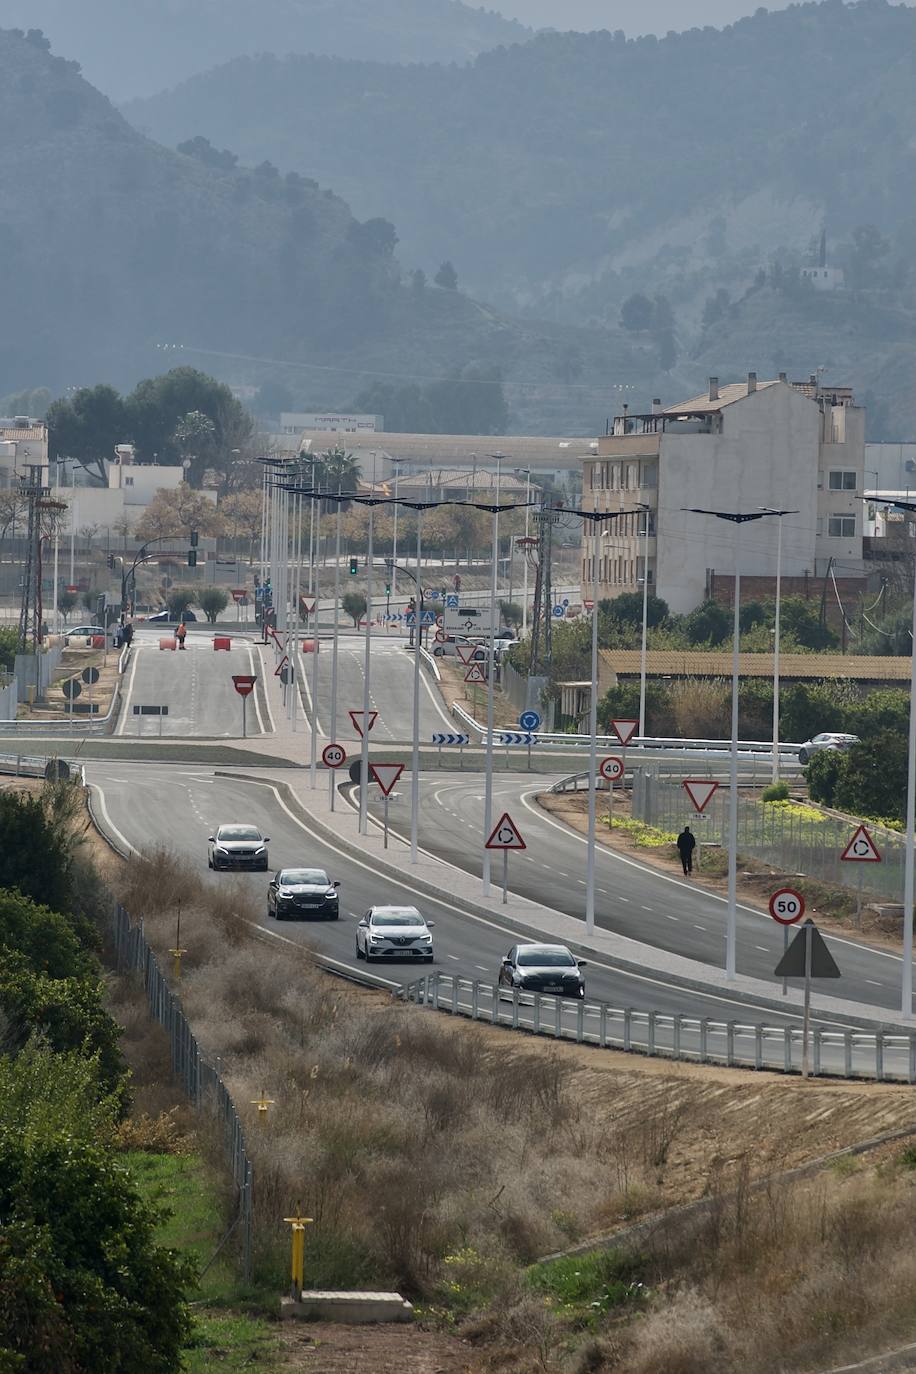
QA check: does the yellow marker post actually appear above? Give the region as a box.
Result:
[251,1088,275,1124]
[169,945,188,979]
[283,1203,313,1298]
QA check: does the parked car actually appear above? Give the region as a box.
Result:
[62,624,106,645]
[208,824,269,871]
[355,905,434,962]
[797,733,860,765]
[268,867,340,920]
[148,608,198,623]
[498,944,586,999]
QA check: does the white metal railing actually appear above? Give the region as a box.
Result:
[450,701,802,758]
[0,752,86,784]
[400,973,915,1082]
[418,645,441,683]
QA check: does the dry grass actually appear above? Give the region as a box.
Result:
[113,847,916,1372]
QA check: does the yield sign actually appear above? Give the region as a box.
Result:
[840,825,881,863]
[682,778,720,813]
[455,644,477,665]
[369,763,404,797]
[610,718,639,746]
[485,812,526,850]
[273,654,289,677]
[300,596,317,615]
[464,663,487,684]
[348,709,378,736]
[774,920,841,979]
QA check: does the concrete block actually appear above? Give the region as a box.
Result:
[280,1290,413,1323]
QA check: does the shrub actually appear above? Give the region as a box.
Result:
[528,1248,646,1323]
[0,890,92,981]
[834,731,907,823]
[342,591,367,627]
[806,747,845,807]
[196,586,229,623]
[0,792,72,916]
[761,780,789,802]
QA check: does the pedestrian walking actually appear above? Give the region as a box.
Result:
[676,825,696,875]
[176,620,188,650]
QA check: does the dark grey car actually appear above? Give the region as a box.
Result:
[498,943,586,999]
[268,867,340,920]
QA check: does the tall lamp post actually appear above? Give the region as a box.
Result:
[759,508,797,783]
[515,468,533,633]
[683,507,774,979]
[636,501,651,740]
[868,495,916,1017]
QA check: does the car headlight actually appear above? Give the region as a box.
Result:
[369,934,386,942]
[216,846,229,854]
[420,934,432,942]
[277,891,293,900]
[326,889,338,898]
[254,845,266,853]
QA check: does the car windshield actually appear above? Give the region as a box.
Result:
[280,870,329,885]
[371,911,424,927]
[517,949,576,968]
[219,826,261,841]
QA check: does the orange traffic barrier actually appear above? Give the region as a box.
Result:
[301,639,318,653]
[213,636,231,651]
[159,638,177,651]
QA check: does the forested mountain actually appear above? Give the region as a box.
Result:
[126,1,916,314]
[0,0,529,102]
[0,27,655,436]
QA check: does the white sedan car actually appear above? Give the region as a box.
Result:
[355,905,435,962]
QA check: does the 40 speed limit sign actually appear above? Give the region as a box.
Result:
[322,743,347,769]
[769,888,805,925]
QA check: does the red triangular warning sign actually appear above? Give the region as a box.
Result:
[610,718,639,746]
[369,763,404,797]
[455,644,477,665]
[273,654,289,677]
[464,663,487,684]
[682,778,720,813]
[485,812,526,850]
[840,824,882,863]
[348,709,378,736]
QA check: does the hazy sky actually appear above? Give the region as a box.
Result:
[496,0,913,32]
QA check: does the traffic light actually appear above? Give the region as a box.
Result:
[189,529,199,548]
[188,550,197,567]
[349,556,358,575]
[385,582,391,596]
[106,554,115,570]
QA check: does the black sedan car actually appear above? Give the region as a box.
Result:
[498,943,586,999]
[268,868,340,920]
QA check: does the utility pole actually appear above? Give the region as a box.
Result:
[17,466,51,654]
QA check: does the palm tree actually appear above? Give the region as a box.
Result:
[312,445,361,506]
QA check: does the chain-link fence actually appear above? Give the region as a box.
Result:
[111,903,253,1280]
[632,771,905,905]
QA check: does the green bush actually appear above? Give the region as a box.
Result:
[0,793,72,917]
[196,586,229,623]
[806,748,845,807]
[834,731,907,824]
[0,890,93,981]
[528,1248,646,1322]
[761,780,790,802]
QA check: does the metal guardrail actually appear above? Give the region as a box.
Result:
[418,645,441,683]
[450,701,802,757]
[0,751,86,784]
[111,903,253,1279]
[402,973,916,1082]
[0,642,130,737]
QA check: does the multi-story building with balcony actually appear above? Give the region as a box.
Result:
[581,373,866,614]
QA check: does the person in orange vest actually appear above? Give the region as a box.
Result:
[176,620,188,650]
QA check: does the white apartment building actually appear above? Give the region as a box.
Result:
[581,373,866,614]
[0,417,49,485]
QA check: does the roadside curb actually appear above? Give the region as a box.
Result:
[214,770,911,1034]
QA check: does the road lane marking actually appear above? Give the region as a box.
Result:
[115,645,142,735]
[247,641,266,734]
[88,784,139,856]
[693,924,707,931]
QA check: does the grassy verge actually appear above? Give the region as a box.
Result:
[125,1151,285,1374]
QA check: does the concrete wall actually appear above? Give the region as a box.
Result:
[0,676,18,721]
[655,384,821,613]
[14,643,62,699]
[815,403,865,572]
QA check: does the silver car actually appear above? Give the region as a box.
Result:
[797,733,860,765]
[208,824,270,871]
[355,905,435,962]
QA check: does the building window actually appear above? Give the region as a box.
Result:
[828,516,856,538]
[124,475,134,486]
[828,470,856,491]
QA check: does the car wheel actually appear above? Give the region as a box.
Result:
[798,749,809,764]
[327,912,339,921]
[424,955,434,963]
[355,941,364,960]
[207,857,212,869]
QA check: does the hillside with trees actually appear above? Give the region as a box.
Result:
[0,26,656,437]
[1,0,529,102]
[124,0,916,431]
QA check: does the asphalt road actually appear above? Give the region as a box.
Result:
[89,760,860,1031]
[365,772,905,1015]
[117,628,265,738]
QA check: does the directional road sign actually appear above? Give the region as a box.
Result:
[769,888,805,925]
[464,663,487,684]
[496,732,535,746]
[840,825,881,863]
[519,709,541,732]
[322,743,347,769]
[599,756,624,782]
[369,763,404,797]
[485,813,526,850]
[610,718,639,746]
[551,604,565,618]
[774,920,840,979]
[682,779,720,813]
[348,709,378,737]
[432,733,470,746]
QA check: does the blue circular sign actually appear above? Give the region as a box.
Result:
[519,709,541,731]
[551,604,565,618]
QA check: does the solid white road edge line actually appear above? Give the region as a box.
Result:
[246,641,266,735]
[115,644,142,736]
[88,784,139,856]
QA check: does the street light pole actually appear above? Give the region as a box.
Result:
[684,507,773,979]
[759,507,794,783]
[482,500,500,897]
[329,488,343,811]
[637,501,651,739]
[519,469,531,634]
[358,455,377,835]
[410,508,423,862]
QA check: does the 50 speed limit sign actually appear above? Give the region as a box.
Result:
[769,888,805,925]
